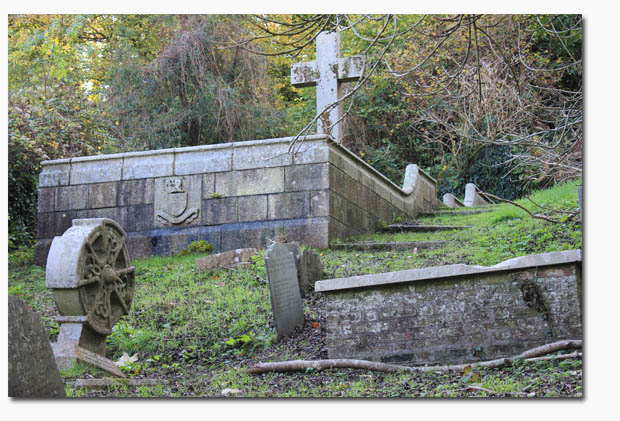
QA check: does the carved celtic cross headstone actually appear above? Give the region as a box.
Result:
[46,218,134,376]
[291,31,365,142]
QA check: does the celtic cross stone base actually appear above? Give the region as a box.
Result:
[46,218,135,377]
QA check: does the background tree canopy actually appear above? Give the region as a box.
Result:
[8,14,582,249]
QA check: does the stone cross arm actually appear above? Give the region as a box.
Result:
[291,55,365,88]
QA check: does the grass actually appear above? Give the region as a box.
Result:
[8,179,583,397]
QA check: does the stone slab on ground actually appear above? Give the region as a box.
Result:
[265,243,304,340]
[384,223,472,233]
[419,208,494,217]
[8,295,66,398]
[316,250,582,365]
[331,241,448,251]
[70,378,166,388]
[196,248,258,271]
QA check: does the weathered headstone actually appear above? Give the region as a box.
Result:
[46,218,134,377]
[8,295,66,398]
[265,243,304,340]
[291,31,365,142]
[298,250,323,297]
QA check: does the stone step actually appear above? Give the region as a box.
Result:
[384,223,472,233]
[331,241,449,251]
[419,208,494,217]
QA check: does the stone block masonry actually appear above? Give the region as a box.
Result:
[35,135,440,265]
[316,250,582,365]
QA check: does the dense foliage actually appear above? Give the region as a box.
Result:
[8,14,582,248]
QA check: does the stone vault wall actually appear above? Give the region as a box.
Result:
[316,250,582,365]
[35,135,439,264]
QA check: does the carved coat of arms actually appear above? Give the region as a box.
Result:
[155,177,200,226]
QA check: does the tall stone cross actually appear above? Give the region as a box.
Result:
[291,31,365,142]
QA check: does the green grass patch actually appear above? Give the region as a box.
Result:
[7,180,582,397]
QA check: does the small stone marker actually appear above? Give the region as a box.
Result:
[46,218,135,376]
[298,250,323,297]
[196,248,257,271]
[265,243,304,340]
[8,295,66,398]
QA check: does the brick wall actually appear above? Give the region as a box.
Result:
[317,251,582,365]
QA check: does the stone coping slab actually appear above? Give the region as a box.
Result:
[331,241,448,251]
[315,249,581,292]
[384,224,472,232]
[39,135,432,202]
[422,208,494,216]
[40,135,328,167]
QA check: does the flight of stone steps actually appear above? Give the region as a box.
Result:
[333,206,496,251]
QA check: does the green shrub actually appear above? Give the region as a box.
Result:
[178,240,213,256]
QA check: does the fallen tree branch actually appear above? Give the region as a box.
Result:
[247,339,582,375]
[481,191,579,223]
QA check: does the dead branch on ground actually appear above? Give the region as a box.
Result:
[247,339,582,374]
[481,191,579,223]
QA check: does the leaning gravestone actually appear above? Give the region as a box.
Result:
[265,243,304,340]
[8,295,66,398]
[298,250,323,298]
[46,218,134,377]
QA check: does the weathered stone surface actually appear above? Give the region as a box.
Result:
[310,190,330,217]
[39,160,71,187]
[36,136,441,262]
[238,195,268,222]
[8,295,66,398]
[154,175,201,228]
[196,248,258,271]
[47,219,134,375]
[70,155,123,184]
[119,179,154,206]
[56,184,88,211]
[174,144,232,175]
[298,250,323,297]
[265,243,304,340]
[316,250,581,292]
[384,223,471,233]
[122,150,174,180]
[88,182,118,209]
[120,204,154,232]
[203,197,238,225]
[38,187,56,213]
[87,207,120,223]
[331,241,448,251]
[202,173,216,199]
[285,163,329,192]
[147,225,221,257]
[268,192,310,220]
[318,250,582,364]
[464,183,493,207]
[443,193,465,208]
[291,138,330,165]
[291,31,364,141]
[233,140,292,170]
